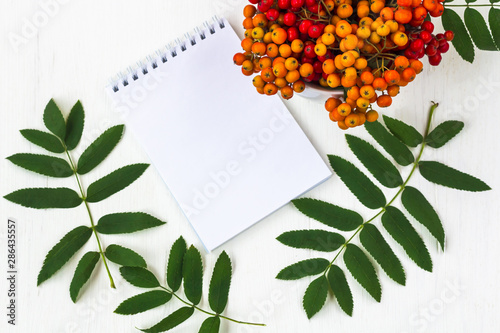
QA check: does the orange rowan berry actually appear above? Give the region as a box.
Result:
[279,44,292,58]
[394,56,410,70]
[359,17,373,27]
[380,7,394,20]
[366,110,379,122]
[336,20,352,38]
[357,112,367,125]
[325,97,342,112]
[272,28,288,45]
[233,53,246,66]
[401,67,416,82]
[340,52,356,67]
[291,39,304,53]
[244,29,253,39]
[397,0,412,6]
[272,57,286,66]
[345,113,360,127]
[263,32,273,44]
[266,43,279,57]
[344,67,357,80]
[324,24,336,34]
[261,67,276,82]
[330,108,346,122]
[356,97,370,109]
[356,26,371,40]
[372,77,388,91]
[252,27,265,40]
[256,86,265,94]
[253,14,268,28]
[322,59,336,74]
[410,59,423,74]
[393,32,408,46]
[387,85,400,97]
[338,120,349,130]
[284,57,298,71]
[334,55,346,70]
[395,9,412,24]
[242,59,254,72]
[251,42,266,56]
[322,32,336,45]
[241,38,253,52]
[360,85,376,99]
[243,5,256,18]
[341,75,357,88]
[377,95,392,107]
[273,62,287,78]
[293,80,306,93]
[338,103,352,116]
[413,6,428,21]
[264,83,278,96]
[258,57,272,70]
[337,4,353,18]
[243,17,254,29]
[384,70,400,85]
[357,5,370,18]
[371,1,385,13]
[343,34,358,50]
[369,32,381,44]
[299,63,314,77]
[281,86,294,100]
[242,67,254,76]
[386,20,399,33]
[354,57,368,70]
[315,43,328,56]
[286,70,300,83]
[423,0,437,11]
[253,75,265,88]
[327,73,342,88]
[360,71,374,85]
[347,86,361,100]
[377,24,391,37]
[275,77,288,88]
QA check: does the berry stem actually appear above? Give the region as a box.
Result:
[65,149,116,289]
[158,286,265,327]
[324,102,439,273]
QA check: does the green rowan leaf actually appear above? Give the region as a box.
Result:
[167,237,187,292]
[402,186,445,250]
[419,161,490,192]
[7,153,73,177]
[38,226,92,285]
[327,265,353,316]
[120,266,160,288]
[382,207,433,272]
[276,258,329,280]
[105,244,147,268]
[360,224,405,285]
[303,276,329,319]
[20,129,64,153]
[382,115,423,147]
[277,230,345,252]
[4,188,82,209]
[140,307,194,333]
[86,164,149,203]
[70,251,100,302]
[364,121,414,166]
[425,121,464,148]
[95,212,165,234]
[343,244,381,302]
[43,99,66,139]
[115,290,172,315]
[490,8,500,48]
[77,125,124,174]
[464,8,498,51]
[198,317,220,333]
[442,9,475,63]
[346,134,403,188]
[328,155,386,209]
[65,100,85,150]
[182,246,203,305]
[292,198,363,231]
[209,251,232,314]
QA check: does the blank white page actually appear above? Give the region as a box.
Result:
[108,17,331,251]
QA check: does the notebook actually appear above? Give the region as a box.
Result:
[107,16,331,251]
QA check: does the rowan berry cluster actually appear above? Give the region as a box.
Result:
[233,0,454,130]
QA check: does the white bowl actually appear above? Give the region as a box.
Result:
[298,83,344,102]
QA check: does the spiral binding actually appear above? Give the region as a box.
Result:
[110,16,226,93]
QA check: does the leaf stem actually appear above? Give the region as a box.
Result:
[65,149,116,289]
[444,4,500,7]
[158,286,265,327]
[326,103,438,272]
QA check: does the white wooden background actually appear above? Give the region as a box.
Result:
[1,1,499,332]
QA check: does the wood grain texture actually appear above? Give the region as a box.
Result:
[1,1,500,332]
